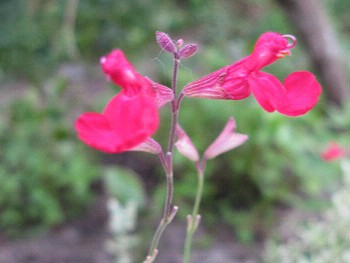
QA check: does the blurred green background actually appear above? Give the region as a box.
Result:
[1,0,350,247]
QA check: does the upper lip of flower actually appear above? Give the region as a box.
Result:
[276,49,291,58]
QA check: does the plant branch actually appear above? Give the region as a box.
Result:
[144,51,181,263]
[183,160,206,263]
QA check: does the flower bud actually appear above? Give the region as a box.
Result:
[156,31,176,54]
[176,39,184,48]
[175,124,199,162]
[179,43,198,58]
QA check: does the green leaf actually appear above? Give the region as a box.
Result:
[104,167,146,208]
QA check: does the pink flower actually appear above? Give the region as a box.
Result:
[321,142,346,162]
[183,32,322,117]
[75,50,159,153]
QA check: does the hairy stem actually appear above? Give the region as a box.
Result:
[167,55,180,153]
[145,52,181,263]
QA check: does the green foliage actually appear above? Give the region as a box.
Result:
[263,160,350,263]
[0,87,100,237]
[104,166,146,209]
[2,0,349,245]
[0,0,295,82]
[0,1,62,82]
[163,93,338,241]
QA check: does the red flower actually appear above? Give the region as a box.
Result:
[183,32,322,116]
[75,50,159,153]
[321,142,346,162]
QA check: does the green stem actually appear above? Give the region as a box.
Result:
[183,161,206,263]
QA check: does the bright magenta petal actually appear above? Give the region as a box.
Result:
[104,93,159,139]
[75,93,159,154]
[100,49,136,88]
[75,113,125,153]
[276,71,322,116]
[250,71,321,116]
[249,72,284,112]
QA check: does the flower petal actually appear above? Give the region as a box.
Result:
[249,71,284,112]
[250,71,321,116]
[276,71,322,116]
[75,112,124,153]
[248,32,291,70]
[100,49,136,88]
[76,93,159,154]
[103,93,159,141]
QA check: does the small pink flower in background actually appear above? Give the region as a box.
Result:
[204,117,248,160]
[75,50,159,153]
[321,142,346,162]
[183,32,322,117]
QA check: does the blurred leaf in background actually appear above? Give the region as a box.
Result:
[0,81,101,237]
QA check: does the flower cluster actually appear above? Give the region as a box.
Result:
[75,50,172,153]
[74,31,322,263]
[75,32,321,154]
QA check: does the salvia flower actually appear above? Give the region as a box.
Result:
[183,32,322,117]
[75,49,159,153]
[321,142,346,162]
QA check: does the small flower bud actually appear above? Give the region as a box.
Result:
[175,124,199,162]
[179,43,198,58]
[156,31,176,54]
[176,39,184,47]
